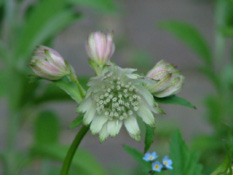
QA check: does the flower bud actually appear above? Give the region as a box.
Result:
[86,31,115,66]
[29,45,69,80]
[146,60,184,98]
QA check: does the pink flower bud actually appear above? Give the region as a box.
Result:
[86,32,115,66]
[146,60,184,98]
[29,45,69,80]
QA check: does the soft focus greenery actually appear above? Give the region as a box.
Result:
[0,0,116,174]
[0,0,233,175]
[157,0,233,174]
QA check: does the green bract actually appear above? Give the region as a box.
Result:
[78,65,163,142]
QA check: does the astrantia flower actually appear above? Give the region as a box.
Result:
[143,152,158,161]
[152,161,163,172]
[29,45,69,80]
[162,156,173,169]
[146,60,184,98]
[86,32,115,66]
[78,65,162,142]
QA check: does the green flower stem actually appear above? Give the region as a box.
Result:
[68,67,85,98]
[60,62,100,175]
[60,125,89,175]
[73,78,85,98]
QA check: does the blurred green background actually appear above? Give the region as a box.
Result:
[0,0,233,174]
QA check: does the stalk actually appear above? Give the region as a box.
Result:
[60,125,89,175]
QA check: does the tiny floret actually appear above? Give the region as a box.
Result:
[146,60,184,98]
[86,31,115,66]
[78,65,162,142]
[152,161,163,172]
[29,45,69,80]
[143,152,158,161]
[162,156,173,169]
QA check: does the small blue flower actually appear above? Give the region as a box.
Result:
[143,152,158,161]
[152,161,163,172]
[162,156,173,169]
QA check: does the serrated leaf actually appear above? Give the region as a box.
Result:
[68,0,117,13]
[70,115,84,129]
[157,21,212,64]
[170,131,202,175]
[123,145,151,171]
[30,143,106,175]
[35,111,60,144]
[144,124,155,153]
[154,95,196,109]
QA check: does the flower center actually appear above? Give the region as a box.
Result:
[94,76,141,121]
[155,165,159,169]
[149,156,154,160]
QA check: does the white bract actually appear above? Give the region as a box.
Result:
[78,65,162,142]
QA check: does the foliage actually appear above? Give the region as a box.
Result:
[154,95,196,109]
[158,0,233,174]
[0,0,117,174]
[170,131,202,175]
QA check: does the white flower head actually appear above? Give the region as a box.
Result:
[78,65,162,142]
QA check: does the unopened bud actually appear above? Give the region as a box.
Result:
[146,60,184,98]
[29,45,69,80]
[86,31,115,66]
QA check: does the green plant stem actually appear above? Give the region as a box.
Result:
[60,125,89,175]
[68,66,85,98]
[73,78,85,98]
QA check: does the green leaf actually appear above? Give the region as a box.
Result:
[70,115,84,129]
[154,95,196,109]
[78,76,90,91]
[35,111,60,144]
[211,157,231,175]
[220,27,233,37]
[34,84,72,104]
[54,77,82,103]
[15,0,79,61]
[30,143,106,175]
[144,124,155,153]
[0,70,7,97]
[68,0,117,13]
[123,145,151,171]
[170,130,202,175]
[157,21,212,64]
[5,70,27,110]
[34,76,89,104]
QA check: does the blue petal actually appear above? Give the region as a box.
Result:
[145,153,151,157]
[152,152,157,157]
[166,165,173,169]
[167,159,173,165]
